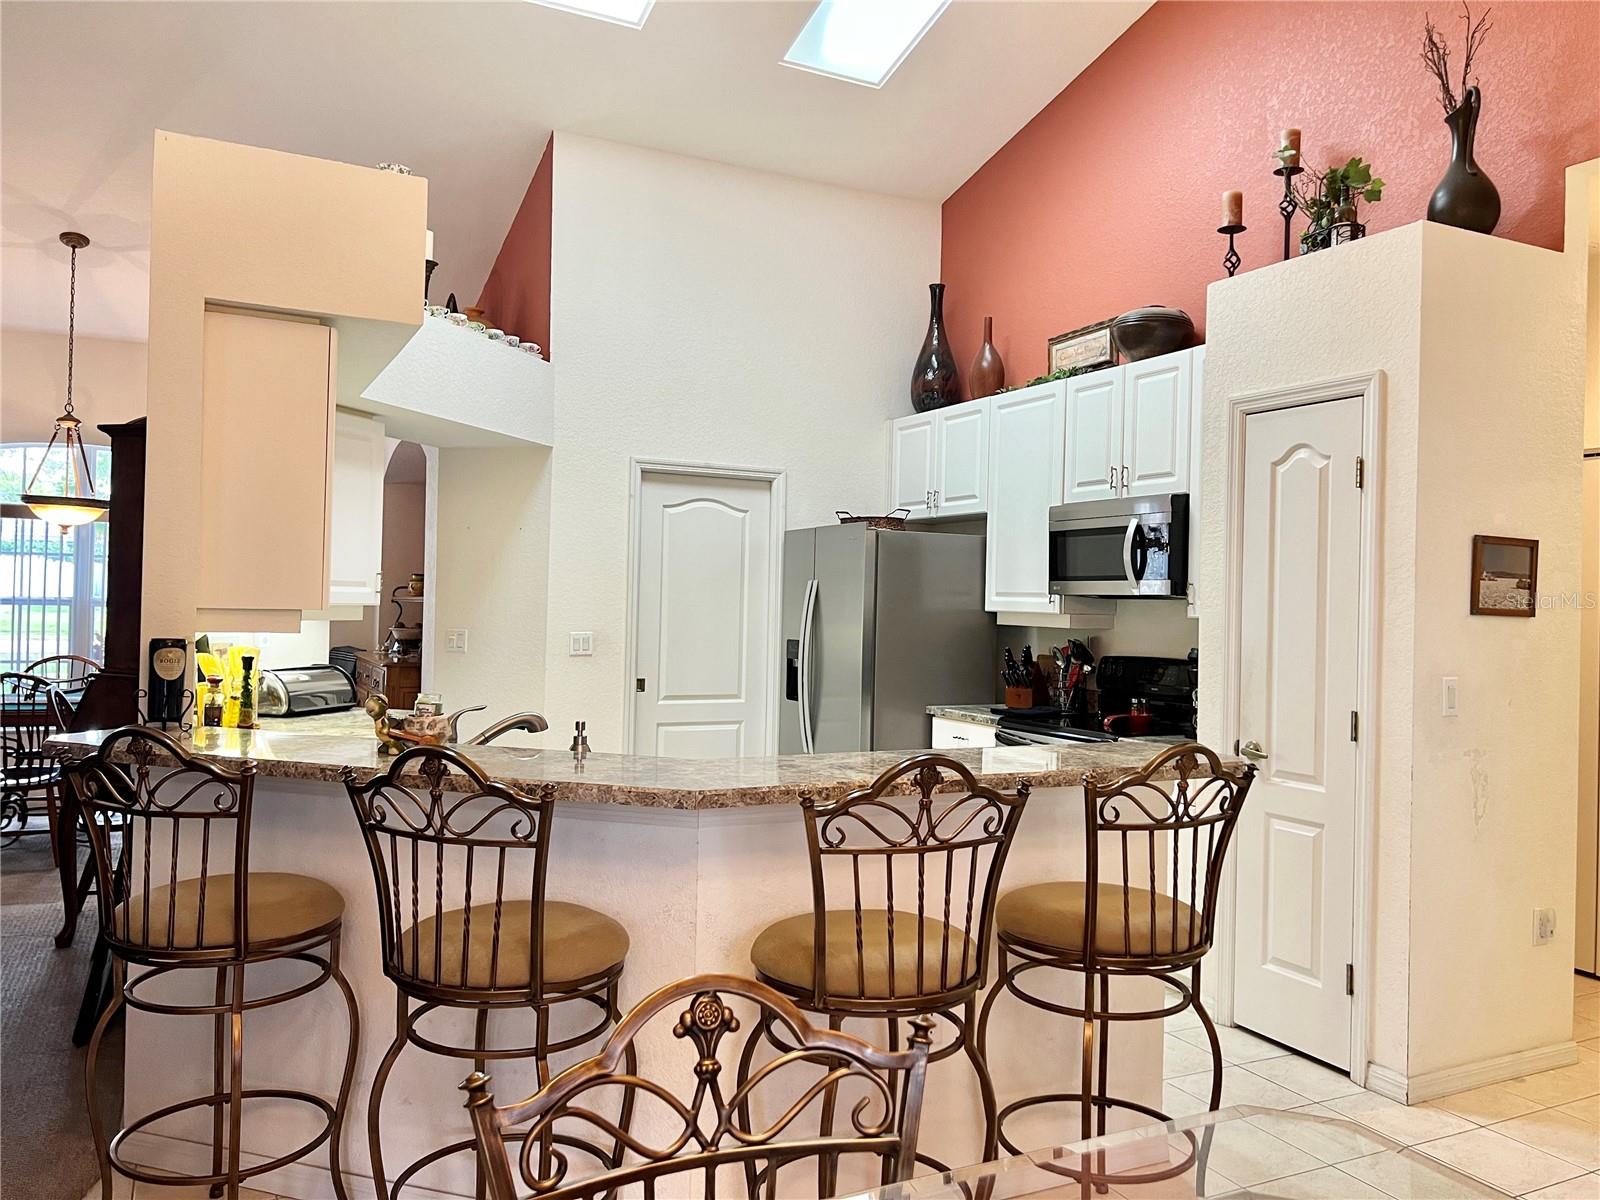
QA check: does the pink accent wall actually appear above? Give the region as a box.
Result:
[477,136,553,355]
[941,1,1600,390]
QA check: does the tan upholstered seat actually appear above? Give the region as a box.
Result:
[996,882,1200,958]
[751,910,979,1000]
[399,900,629,989]
[118,872,344,949]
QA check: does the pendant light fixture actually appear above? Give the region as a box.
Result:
[21,232,109,530]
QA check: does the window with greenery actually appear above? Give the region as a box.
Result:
[0,443,112,674]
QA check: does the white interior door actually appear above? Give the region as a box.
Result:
[1232,396,1363,1068]
[633,471,773,759]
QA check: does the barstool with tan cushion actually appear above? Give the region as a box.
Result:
[977,742,1255,1184]
[342,745,633,1200]
[65,726,359,1200]
[743,754,1029,1191]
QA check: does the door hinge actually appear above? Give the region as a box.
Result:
[1350,711,1359,742]
[1354,456,1365,489]
[1345,963,1355,996]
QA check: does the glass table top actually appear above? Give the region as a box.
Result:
[846,1106,1510,1199]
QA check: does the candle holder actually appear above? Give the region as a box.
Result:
[1217,223,1246,278]
[1273,163,1303,261]
[424,258,438,304]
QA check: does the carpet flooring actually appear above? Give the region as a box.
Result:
[2,834,122,1200]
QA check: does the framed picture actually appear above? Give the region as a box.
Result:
[1047,320,1116,374]
[1470,535,1538,617]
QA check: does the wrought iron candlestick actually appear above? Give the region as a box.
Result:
[424,258,438,304]
[1273,163,1303,260]
[1217,222,1246,278]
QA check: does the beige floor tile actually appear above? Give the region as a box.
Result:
[1493,1108,1600,1172]
[1499,1061,1600,1109]
[1575,993,1600,1024]
[1425,1081,1545,1125]
[1173,1024,1290,1066]
[1171,1065,1311,1110]
[1337,1149,1509,1199]
[1558,1094,1600,1124]
[1241,1055,1364,1104]
[1106,1162,1241,1198]
[1575,1015,1600,1043]
[1412,1127,1589,1196]
[1243,1104,1393,1165]
[129,1177,275,1199]
[1162,1081,1215,1121]
[1520,1173,1600,1200]
[1323,1091,1477,1147]
[1579,1043,1598,1068]
[1584,1039,1600,1054]
[77,1178,134,1200]
[1575,975,1600,998]
[1165,1119,1326,1188]
[1165,1033,1220,1079]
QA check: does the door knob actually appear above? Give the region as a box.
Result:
[1239,740,1268,761]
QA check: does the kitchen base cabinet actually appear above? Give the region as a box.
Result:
[352,648,420,712]
[930,716,998,749]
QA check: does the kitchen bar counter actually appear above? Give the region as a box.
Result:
[49,725,1204,808]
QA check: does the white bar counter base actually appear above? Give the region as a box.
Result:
[52,728,1177,1200]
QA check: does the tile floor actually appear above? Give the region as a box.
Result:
[79,977,1600,1199]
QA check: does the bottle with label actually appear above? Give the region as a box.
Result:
[203,675,225,728]
[238,654,257,728]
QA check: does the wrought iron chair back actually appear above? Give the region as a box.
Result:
[799,754,1029,1008]
[463,973,933,1200]
[1081,742,1255,968]
[342,744,556,1003]
[2,670,57,781]
[61,725,255,961]
[26,653,102,690]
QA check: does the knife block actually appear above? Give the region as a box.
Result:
[1004,685,1037,709]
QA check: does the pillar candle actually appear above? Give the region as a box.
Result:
[1280,127,1301,168]
[1222,190,1243,227]
[425,228,435,261]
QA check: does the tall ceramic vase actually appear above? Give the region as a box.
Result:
[910,283,960,412]
[1427,85,1500,235]
[969,316,1005,400]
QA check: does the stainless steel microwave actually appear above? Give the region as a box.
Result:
[1048,493,1189,599]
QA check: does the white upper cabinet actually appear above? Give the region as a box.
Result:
[1187,344,1205,615]
[889,412,938,518]
[933,401,989,517]
[1123,350,1193,496]
[985,381,1066,612]
[328,409,387,607]
[1063,368,1124,501]
[887,401,989,519]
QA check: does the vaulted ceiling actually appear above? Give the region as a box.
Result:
[1,0,1148,340]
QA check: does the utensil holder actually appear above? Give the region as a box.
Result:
[1004,685,1035,709]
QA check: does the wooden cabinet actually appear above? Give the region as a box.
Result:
[930,715,998,749]
[984,381,1066,613]
[351,648,420,711]
[328,410,386,606]
[888,402,990,519]
[1063,369,1124,502]
[197,310,334,618]
[1123,350,1192,496]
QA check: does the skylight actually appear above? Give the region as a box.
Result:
[782,0,951,88]
[526,0,655,29]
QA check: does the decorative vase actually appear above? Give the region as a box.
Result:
[1110,307,1194,361]
[968,316,1004,400]
[1427,85,1500,235]
[910,283,960,412]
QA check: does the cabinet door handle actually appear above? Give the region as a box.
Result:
[925,490,932,511]
[932,489,940,512]
[1107,467,1116,492]
[1121,465,1129,492]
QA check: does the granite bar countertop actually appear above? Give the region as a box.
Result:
[47,726,1216,810]
[926,704,1006,727]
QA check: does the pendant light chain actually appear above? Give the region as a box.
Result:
[64,240,77,416]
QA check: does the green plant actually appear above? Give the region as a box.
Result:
[999,363,1093,393]
[1283,156,1385,244]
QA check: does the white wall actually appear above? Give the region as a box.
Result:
[543,134,941,747]
[1201,221,1585,1091]
[1,328,146,443]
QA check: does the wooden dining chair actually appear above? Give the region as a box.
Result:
[462,973,934,1200]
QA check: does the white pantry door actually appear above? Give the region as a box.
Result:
[1232,396,1363,1068]
[632,472,773,759]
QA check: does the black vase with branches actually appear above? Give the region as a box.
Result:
[1422,3,1500,234]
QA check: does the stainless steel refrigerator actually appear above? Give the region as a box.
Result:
[780,523,994,753]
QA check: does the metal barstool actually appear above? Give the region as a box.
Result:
[742,754,1029,1192]
[976,742,1255,1188]
[66,726,359,1200]
[342,745,633,1199]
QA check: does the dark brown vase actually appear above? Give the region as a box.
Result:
[1427,85,1500,235]
[910,283,960,412]
[969,316,1004,399]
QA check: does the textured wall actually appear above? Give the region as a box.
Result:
[1,328,146,444]
[475,135,553,355]
[941,1,1600,390]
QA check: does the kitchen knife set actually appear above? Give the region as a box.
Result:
[1003,640,1094,710]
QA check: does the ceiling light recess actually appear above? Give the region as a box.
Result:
[783,0,951,88]
[525,0,654,29]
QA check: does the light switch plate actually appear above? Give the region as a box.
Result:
[1441,676,1459,716]
[445,629,468,654]
[1533,907,1557,945]
[569,631,594,657]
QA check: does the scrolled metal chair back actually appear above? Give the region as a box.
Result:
[1082,742,1255,965]
[61,725,255,959]
[462,973,934,1200]
[342,744,555,1001]
[25,653,102,689]
[799,754,1029,1006]
[2,671,56,781]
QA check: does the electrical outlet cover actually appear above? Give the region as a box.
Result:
[1533,907,1557,945]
